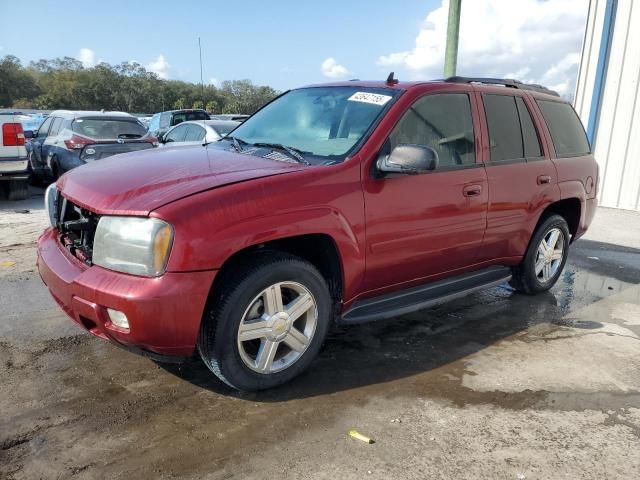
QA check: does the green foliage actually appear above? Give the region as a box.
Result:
[1,55,279,114]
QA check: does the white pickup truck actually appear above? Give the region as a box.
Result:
[0,113,29,200]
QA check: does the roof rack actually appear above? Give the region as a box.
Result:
[444,76,560,97]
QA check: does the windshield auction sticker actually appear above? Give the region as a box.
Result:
[348,92,393,106]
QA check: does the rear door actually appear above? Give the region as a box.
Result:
[475,91,559,261]
[362,89,489,292]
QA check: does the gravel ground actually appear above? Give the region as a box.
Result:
[1,190,639,480]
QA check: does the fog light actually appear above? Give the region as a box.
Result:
[107,308,129,330]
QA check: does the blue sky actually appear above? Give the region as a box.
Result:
[0,0,588,95]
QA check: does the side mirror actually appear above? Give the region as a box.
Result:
[377,144,439,175]
[157,133,165,143]
[24,130,35,139]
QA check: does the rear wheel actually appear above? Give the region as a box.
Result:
[6,179,29,201]
[510,214,570,294]
[198,252,332,391]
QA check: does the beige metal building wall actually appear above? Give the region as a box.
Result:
[574,0,640,211]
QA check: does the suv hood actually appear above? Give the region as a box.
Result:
[58,144,306,215]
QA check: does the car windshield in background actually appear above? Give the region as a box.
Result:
[229,86,401,163]
[173,111,208,124]
[72,119,147,139]
[208,122,237,135]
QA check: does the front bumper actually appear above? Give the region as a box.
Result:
[37,227,216,357]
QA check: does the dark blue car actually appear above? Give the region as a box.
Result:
[25,110,156,181]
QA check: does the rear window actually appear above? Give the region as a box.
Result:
[172,111,209,125]
[536,100,590,157]
[72,119,147,139]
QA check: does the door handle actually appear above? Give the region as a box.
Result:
[537,175,551,185]
[463,184,482,197]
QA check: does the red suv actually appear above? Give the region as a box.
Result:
[37,76,598,391]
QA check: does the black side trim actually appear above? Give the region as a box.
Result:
[340,266,512,325]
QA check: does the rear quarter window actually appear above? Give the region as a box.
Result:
[536,100,590,157]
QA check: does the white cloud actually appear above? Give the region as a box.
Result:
[146,55,170,79]
[209,77,220,87]
[321,57,351,79]
[78,48,96,68]
[377,0,588,98]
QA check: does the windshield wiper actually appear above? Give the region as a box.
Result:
[253,142,309,165]
[223,135,249,151]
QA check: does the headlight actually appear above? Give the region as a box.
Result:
[93,216,174,277]
[44,183,58,227]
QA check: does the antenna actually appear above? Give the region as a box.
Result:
[386,72,399,85]
[198,37,208,146]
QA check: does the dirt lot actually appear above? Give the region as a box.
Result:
[1,188,639,479]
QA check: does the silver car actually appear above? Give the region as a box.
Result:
[160,120,240,146]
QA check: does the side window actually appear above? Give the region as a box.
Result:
[536,100,590,157]
[483,94,523,162]
[389,93,476,168]
[164,124,188,143]
[37,117,53,138]
[185,125,205,141]
[515,97,542,158]
[48,117,64,137]
[159,113,171,129]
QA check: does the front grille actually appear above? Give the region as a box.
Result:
[56,196,99,265]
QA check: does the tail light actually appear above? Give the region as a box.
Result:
[64,134,92,150]
[2,123,25,146]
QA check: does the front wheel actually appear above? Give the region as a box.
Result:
[510,214,570,294]
[198,252,332,391]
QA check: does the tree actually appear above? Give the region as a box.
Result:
[0,54,279,113]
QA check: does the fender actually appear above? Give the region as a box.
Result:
[153,160,367,302]
[557,179,591,239]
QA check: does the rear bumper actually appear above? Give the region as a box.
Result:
[37,227,216,357]
[0,157,29,177]
[574,197,598,241]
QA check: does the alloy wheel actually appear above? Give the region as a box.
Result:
[237,281,318,374]
[535,227,565,283]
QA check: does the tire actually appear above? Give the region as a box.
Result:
[198,252,332,391]
[7,179,29,201]
[51,159,61,180]
[510,214,570,294]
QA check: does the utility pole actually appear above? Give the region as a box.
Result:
[198,37,205,110]
[444,0,462,78]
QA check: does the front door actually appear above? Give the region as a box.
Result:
[362,91,488,293]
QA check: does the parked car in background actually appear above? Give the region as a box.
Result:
[37,77,597,391]
[25,111,156,181]
[160,120,240,146]
[135,114,153,128]
[20,113,47,133]
[147,109,210,140]
[0,113,29,200]
[209,114,249,122]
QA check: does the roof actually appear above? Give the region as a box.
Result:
[298,77,565,101]
[48,110,135,119]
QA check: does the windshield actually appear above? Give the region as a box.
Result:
[209,122,238,135]
[72,119,146,139]
[228,86,400,163]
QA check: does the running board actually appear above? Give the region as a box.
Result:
[340,266,512,325]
